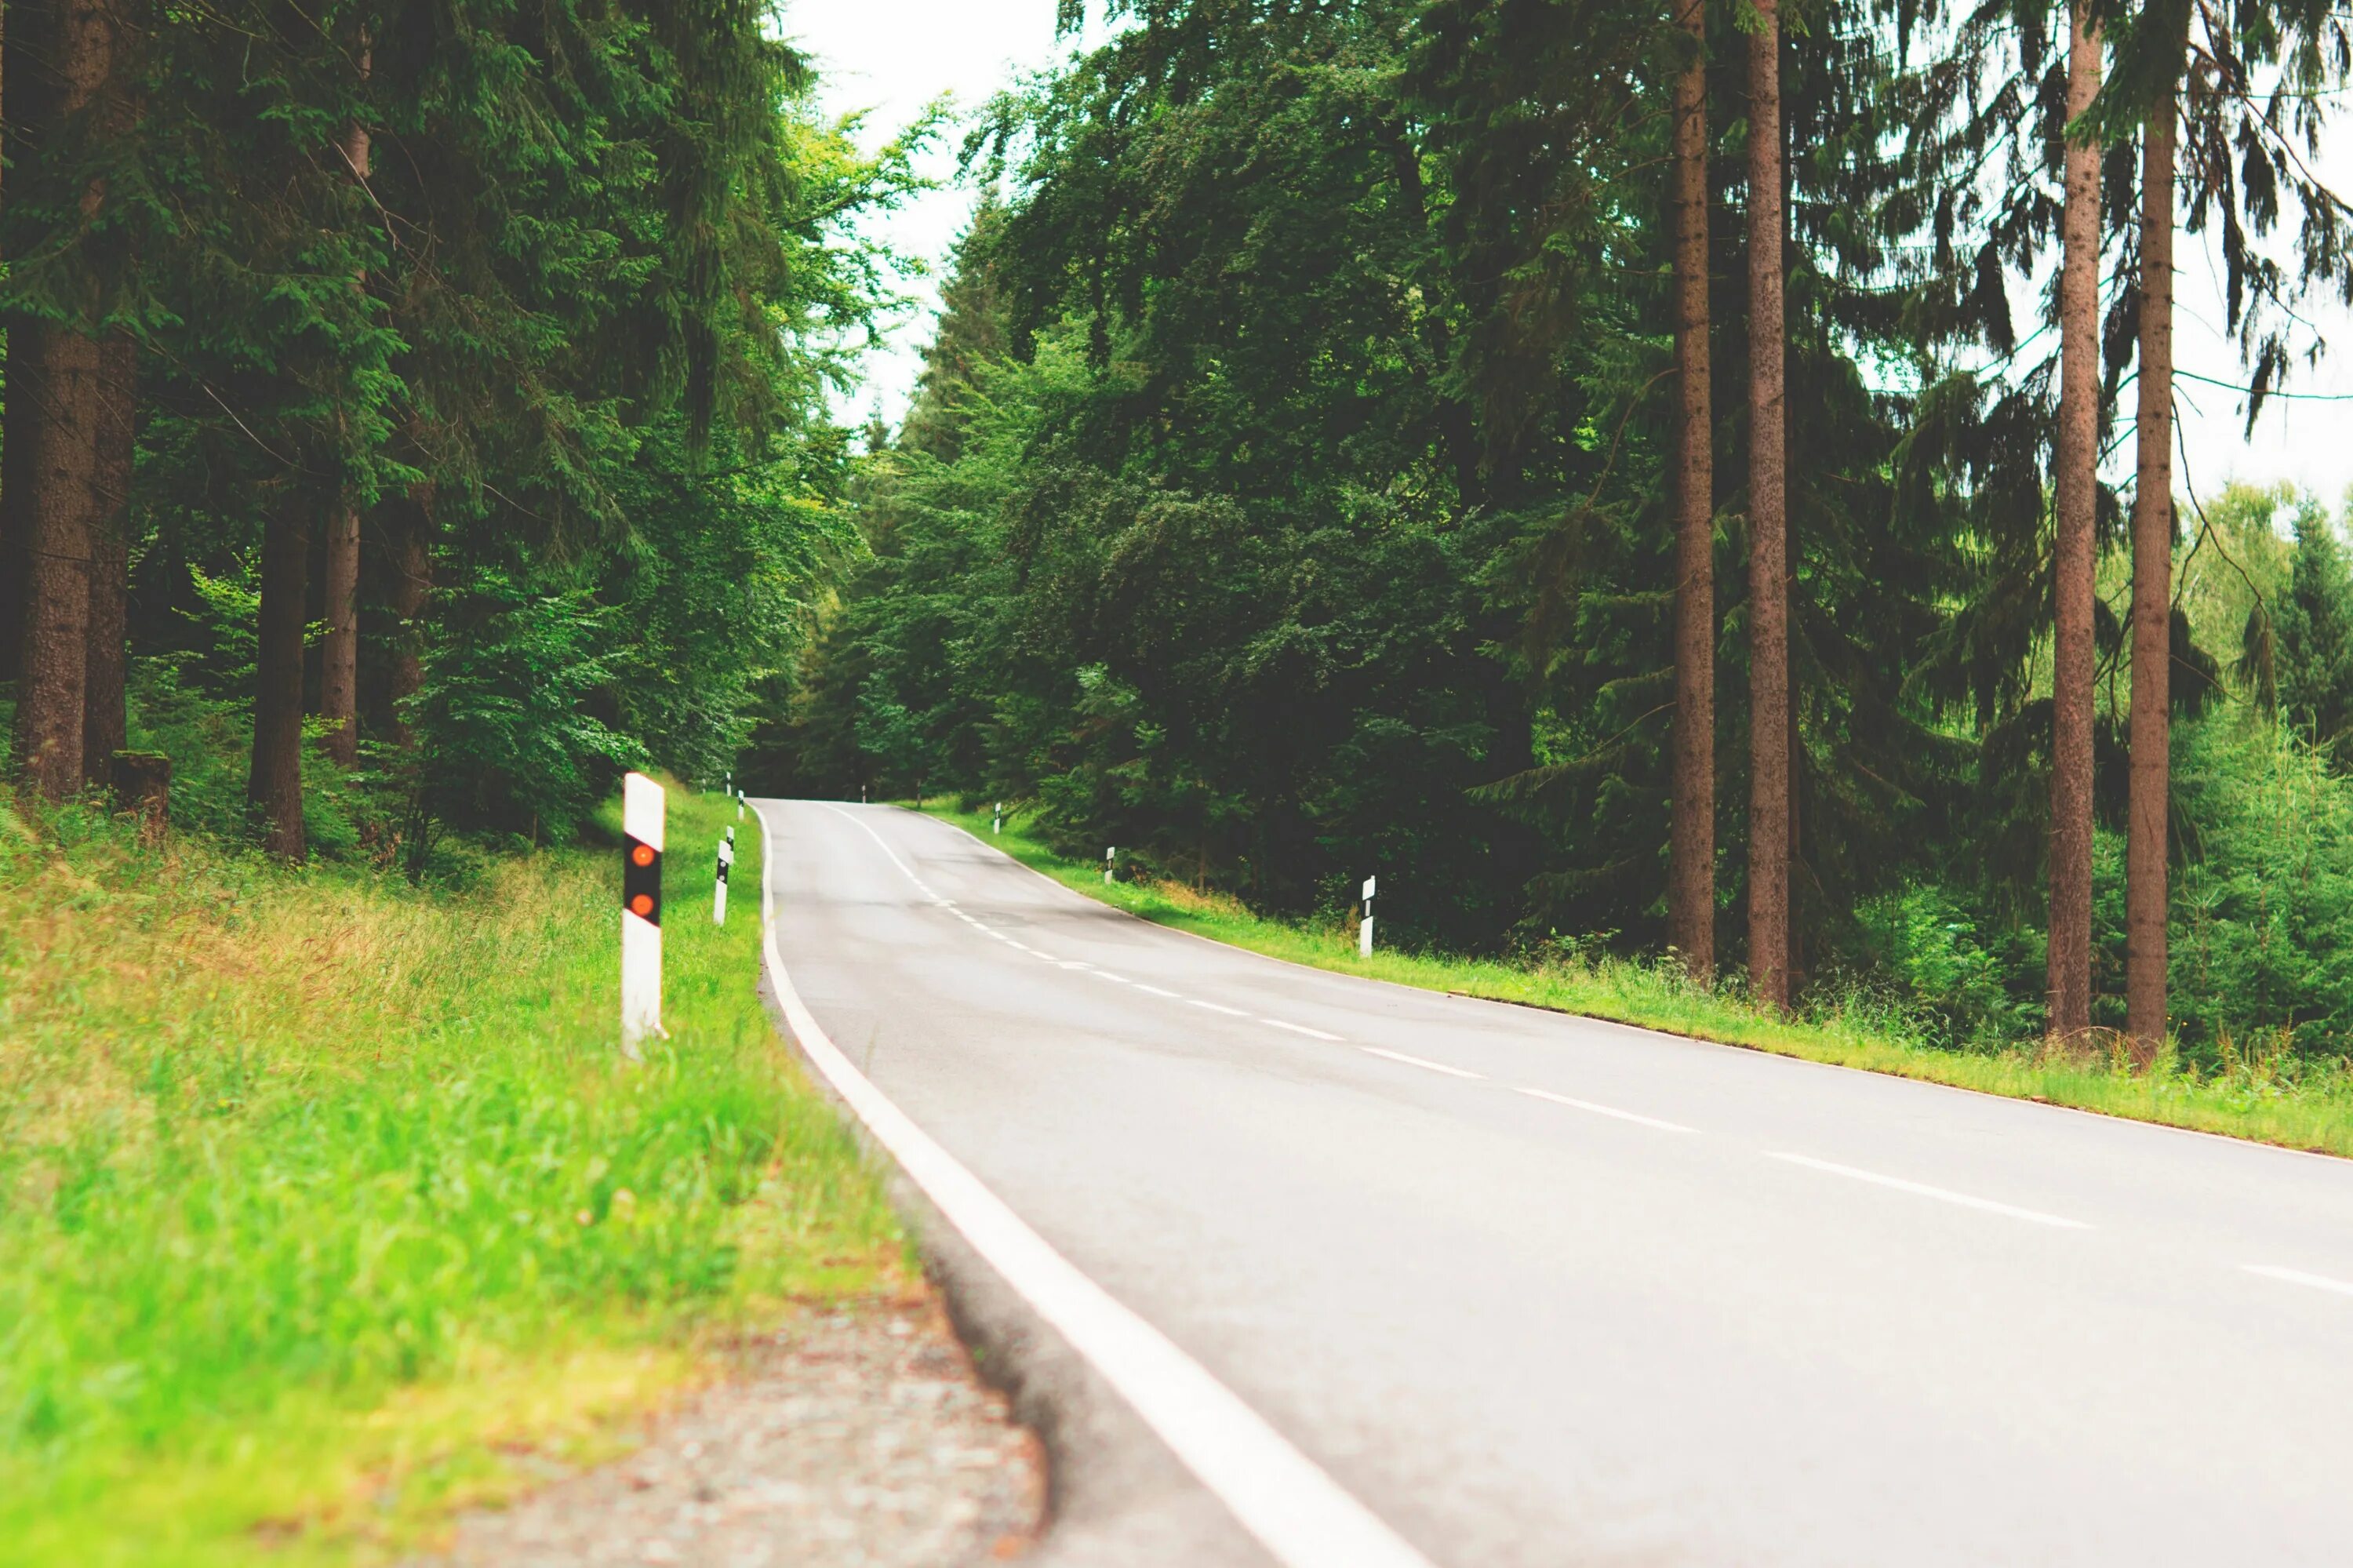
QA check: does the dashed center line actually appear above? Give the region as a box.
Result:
[1358,1046,1486,1080]
[1187,999,1250,1017]
[1514,1086,1695,1133]
[1763,1151,2090,1230]
[1089,970,1133,984]
[1264,1019,1345,1042]
[1133,984,1180,998]
[2243,1264,2353,1297]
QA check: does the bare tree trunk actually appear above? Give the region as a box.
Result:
[1668,0,1716,981]
[10,325,98,798]
[1745,0,1791,1010]
[2049,0,2103,1043]
[249,500,307,857]
[8,0,121,801]
[321,500,359,765]
[318,98,370,769]
[2126,92,2177,1063]
[387,482,431,746]
[0,0,14,691]
[80,334,133,781]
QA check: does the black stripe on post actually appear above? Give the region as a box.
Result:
[624,834,663,926]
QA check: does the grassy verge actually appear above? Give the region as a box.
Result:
[0,785,906,1566]
[918,803,2353,1160]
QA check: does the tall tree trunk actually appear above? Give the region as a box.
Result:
[2126,90,2177,1063]
[1668,0,1716,980]
[249,500,307,857]
[0,339,20,693]
[8,0,120,801]
[2049,0,2103,1042]
[0,0,14,691]
[321,499,360,765]
[10,325,100,798]
[387,481,431,746]
[1745,0,1791,1010]
[318,88,370,769]
[80,334,133,781]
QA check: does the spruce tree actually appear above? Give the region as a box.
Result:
[1669,0,1717,981]
[1747,0,1791,1009]
[2049,0,2104,1042]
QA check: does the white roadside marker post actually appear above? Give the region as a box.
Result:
[1106,846,1116,885]
[736,788,745,822]
[993,802,1002,835]
[861,784,868,804]
[714,829,734,925]
[621,772,666,1056]
[1360,874,1377,957]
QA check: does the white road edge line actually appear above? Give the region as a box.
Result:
[1132,984,1180,998]
[1264,1019,1345,1042]
[2243,1264,2353,1297]
[758,802,1437,1568]
[1359,1046,1486,1081]
[1514,1086,1696,1133]
[1187,999,1250,1017]
[1763,1151,2091,1230]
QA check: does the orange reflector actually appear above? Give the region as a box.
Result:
[630,893,654,917]
[632,844,655,867]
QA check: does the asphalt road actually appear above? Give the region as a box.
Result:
[757,799,2353,1567]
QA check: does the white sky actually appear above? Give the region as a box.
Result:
[784,0,2353,504]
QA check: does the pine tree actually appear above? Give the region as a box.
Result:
[1669,0,1716,980]
[2124,13,2184,1061]
[2048,0,2104,1042]
[1747,0,1791,1009]
[5,0,133,802]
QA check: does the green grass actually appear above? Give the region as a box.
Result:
[0,785,906,1566]
[919,802,2353,1161]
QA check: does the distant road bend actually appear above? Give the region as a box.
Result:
[755,799,2353,1568]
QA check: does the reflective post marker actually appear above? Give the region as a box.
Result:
[994,802,1002,835]
[621,772,666,1053]
[714,829,734,925]
[1106,846,1117,885]
[1360,874,1377,957]
[736,788,745,822]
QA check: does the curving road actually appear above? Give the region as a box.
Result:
[755,798,2353,1567]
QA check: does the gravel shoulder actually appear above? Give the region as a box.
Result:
[415,1298,1043,1568]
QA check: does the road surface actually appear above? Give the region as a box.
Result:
[756,799,2353,1567]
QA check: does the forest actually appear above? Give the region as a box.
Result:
[9,0,2353,1068]
[769,0,2353,1065]
[0,0,919,863]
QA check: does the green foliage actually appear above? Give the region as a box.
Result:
[406,569,647,846]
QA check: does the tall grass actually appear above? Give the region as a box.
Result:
[922,803,2353,1160]
[0,788,904,1565]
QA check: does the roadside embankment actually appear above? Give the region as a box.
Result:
[0,788,1036,1566]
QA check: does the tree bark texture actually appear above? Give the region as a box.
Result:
[1745,0,1791,1010]
[387,482,431,747]
[2049,0,2102,1042]
[7,0,122,800]
[318,96,371,768]
[321,500,360,764]
[249,501,308,857]
[0,337,20,691]
[80,333,133,780]
[2126,94,2176,1060]
[1668,0,1716,981]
